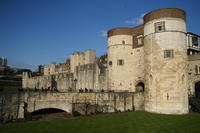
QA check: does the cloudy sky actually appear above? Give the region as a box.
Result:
[0,0,199,70]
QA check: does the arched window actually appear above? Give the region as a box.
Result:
[122,40,125,44]
[136,82,145,92]
[109,61,112,66]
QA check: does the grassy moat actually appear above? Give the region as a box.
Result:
[0,76,22,92]
[0,111,200,133]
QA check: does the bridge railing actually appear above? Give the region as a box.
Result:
[1,88,135,95]
[34,88,132,93]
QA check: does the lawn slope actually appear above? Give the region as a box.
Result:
[1,112,200,133]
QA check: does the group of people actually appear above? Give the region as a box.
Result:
[78,88,108,93]
[78,88,93,93]
[41,87,58,92]
[18,87,115,93]
[31,87,58,92]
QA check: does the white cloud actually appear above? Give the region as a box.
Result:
[125,13,146,25]
[9,61,37,70]
[99,30,107,37]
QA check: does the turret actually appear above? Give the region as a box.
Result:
[22,72,31,88]
[70,52,85,73]
[107,25,144,92]
[85,49,96,64]
[143,8,188,114]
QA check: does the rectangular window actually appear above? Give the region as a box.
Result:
[136,35,143,45]
[137,38,143,45]
[155,21,165,33]
[117,59,124,66]
[164,50,173,58]
[109,61,112,66]
[198,66,200,74]
[195,65,198,74]
[192,36,198,46]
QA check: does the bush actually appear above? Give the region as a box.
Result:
[72,111,81,117]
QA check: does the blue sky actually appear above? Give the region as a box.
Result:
[0,0,200,70]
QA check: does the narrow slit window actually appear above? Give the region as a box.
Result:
[122,40,125,44]
[195,65,198,74]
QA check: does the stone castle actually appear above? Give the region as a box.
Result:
[22,8,200,114]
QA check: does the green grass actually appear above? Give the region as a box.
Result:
[1,111,200,133]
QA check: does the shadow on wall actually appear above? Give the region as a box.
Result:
[31,108,66,115]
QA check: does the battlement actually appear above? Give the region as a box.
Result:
[70,49,96,73]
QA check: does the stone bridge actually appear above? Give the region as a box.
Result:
[0,92,144,121]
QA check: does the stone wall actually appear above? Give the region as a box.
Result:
[74,63,104,90]
[75,63,95,90]
[23,62,107,92]
[22,72,73,92]
[0,92,144,122]
[188,54,200,95]
[43,63,70,76]
[0,93,26,121]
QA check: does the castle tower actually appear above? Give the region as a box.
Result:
[85,49,96,64]
[22,72,31,88]
[143,8,188,114]
[70,52,85,73]
[107,26,144,92]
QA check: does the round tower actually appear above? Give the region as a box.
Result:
[107,26,144,92]
[143,8,188,114]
